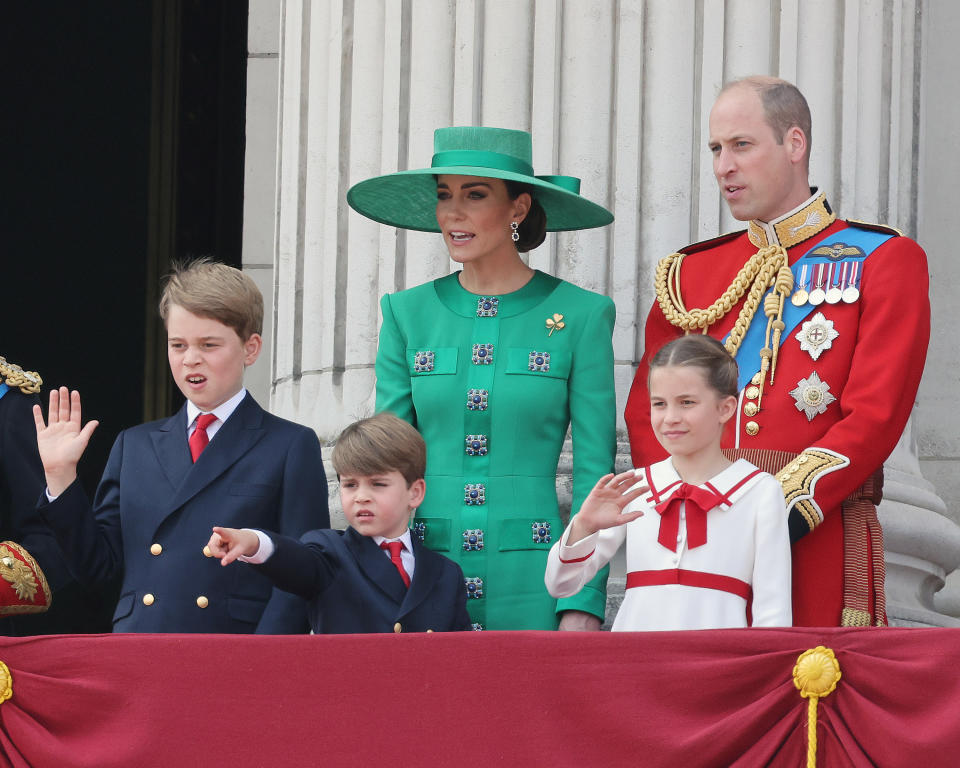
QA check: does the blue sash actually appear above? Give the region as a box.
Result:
[0,383,8,401]
[726,226,895,390]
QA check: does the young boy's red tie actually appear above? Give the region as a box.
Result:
[189,413,218,462]
[380,541,410,587]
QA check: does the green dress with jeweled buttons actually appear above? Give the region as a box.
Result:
[375,270,615,630]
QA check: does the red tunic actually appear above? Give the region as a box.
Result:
[624,213,930,626]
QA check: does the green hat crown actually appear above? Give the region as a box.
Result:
[347,126,613,234]
[430,127,535,177]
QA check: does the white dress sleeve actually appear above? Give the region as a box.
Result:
[749,475,793,627]
[544,515,629,599]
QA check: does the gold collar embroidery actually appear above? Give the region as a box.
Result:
[747,190,837,250]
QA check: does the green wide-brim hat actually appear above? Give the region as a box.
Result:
[347,127,614,233]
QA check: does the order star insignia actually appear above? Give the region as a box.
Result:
[789,372,836,421]
[796,312,839,361]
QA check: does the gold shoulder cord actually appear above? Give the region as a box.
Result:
[0,357,42,395]
[655,245,793,403]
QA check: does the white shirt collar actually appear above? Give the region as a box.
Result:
[186,388,247,429]
[373,530,414,551]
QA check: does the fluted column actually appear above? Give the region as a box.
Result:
[254,0,958,624]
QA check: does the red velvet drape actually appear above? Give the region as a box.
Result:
[1,627,958,767]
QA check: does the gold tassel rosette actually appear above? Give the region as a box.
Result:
[0,660,11,705]
[793,646,842,768]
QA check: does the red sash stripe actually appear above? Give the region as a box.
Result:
[626,569,752,601]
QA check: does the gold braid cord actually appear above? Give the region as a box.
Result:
[655,246,793,397]
[775,449,850,531]
[793,646,842,768]
[0,356,42,395]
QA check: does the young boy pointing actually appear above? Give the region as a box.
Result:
[208,413,471,634]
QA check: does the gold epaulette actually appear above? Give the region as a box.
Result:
[0,541,52,616]
[846,219,903,237]
[775,448,851,531]
[678,229,747,255]
[0,357,42,395]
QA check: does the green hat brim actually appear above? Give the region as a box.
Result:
[347,166,613,233]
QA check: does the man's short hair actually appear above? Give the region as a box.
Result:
[722,76,812,163]
[159,258,264,340]
[332,412,426,486]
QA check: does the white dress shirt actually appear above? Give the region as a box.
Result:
[186,388,247,443]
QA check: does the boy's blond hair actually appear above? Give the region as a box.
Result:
[332,413,426,486]
[159,258,264,340]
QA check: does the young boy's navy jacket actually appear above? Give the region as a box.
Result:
[38,393,329,633]
[256,525,472,633]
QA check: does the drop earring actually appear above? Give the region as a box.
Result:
[510,221,519,242]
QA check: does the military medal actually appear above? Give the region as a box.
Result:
[791,264,809,306]
[825,262,843,304]
[842,261,861,303]
[795,311,838,361]
[808,264,827,305]
[789,372,837,421]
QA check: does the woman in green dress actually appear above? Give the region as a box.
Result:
[347,127,615,630]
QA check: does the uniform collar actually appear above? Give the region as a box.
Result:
[747,188,837,250]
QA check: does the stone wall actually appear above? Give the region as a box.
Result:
[241,0,960,625]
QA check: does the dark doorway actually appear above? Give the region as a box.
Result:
[2,0,249,631]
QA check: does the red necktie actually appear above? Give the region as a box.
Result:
[654,483,725,552]
[380,541,411,587]
[189,413,218,462]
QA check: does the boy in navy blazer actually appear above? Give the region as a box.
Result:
[34,260,329,633]
[208,412,471,633]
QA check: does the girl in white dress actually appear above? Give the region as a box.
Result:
[545,335,791,630]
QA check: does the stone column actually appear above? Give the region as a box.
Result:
[249,0,960,624]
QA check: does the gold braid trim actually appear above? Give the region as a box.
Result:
[0,357,42,395]
[794,499,820,532]
[0,542,52,615]
[775,448,851,529]
[655,246,792,401]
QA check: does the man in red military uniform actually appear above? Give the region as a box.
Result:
[624,76,930,626]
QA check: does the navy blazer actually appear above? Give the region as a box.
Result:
[256,526,472,633]
[39,393,329,633]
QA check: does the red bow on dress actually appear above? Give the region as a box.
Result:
[654,483,726,552]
